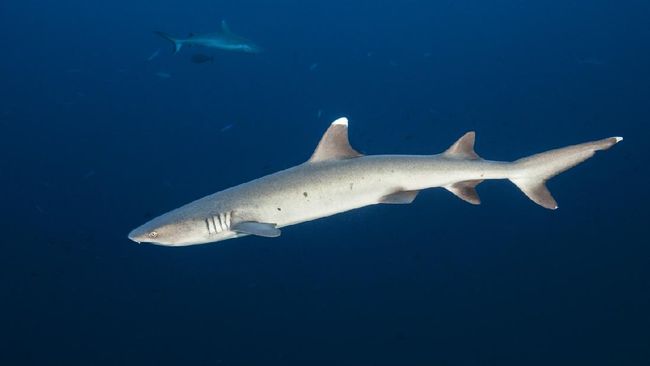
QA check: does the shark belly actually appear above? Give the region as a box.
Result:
[222,162,393,229]
[223,156,512,229]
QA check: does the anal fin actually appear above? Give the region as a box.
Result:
[445,180,482,205]
[379,190,420,204]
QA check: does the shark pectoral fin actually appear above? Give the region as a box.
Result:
[445,179,483,205]
[444,132,481,160]
[309,117,364,162]
[378,190,420,204]
[232,221,281,237]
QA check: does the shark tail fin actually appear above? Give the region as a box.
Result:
[510,136,622,209]
[154,31,182,54]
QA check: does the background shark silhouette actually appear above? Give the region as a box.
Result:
[155,20,262,54]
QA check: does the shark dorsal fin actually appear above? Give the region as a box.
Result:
[221,20,231,34]
[309,118,363,162]
[443,132,481,160]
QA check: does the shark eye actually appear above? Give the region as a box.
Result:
[148,231,158,239]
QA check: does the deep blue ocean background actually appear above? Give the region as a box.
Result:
[1,1,649,365]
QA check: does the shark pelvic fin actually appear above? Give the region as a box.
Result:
[309,117,363,162]
[444,132,481,160]
[445,179,483,205]
[221,20,231,34]
[378,189,420,204]
[232,221,281,237]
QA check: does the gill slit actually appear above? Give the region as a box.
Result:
[211,216,219,233]
[204,218,211,234]
[206,211,233,235]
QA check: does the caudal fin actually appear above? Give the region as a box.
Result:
[510,136,622,209]
[154,31,182,54]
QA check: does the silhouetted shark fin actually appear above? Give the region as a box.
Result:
[445,179,482,205]
[444,132,481,160]
[221,20,231,34]
[378,190,420,204]
[187,32,195,38]
[232,221,281,237]
[154,31,182,54]
[309,117,364,162]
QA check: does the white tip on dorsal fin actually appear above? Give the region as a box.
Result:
[332,117,348,126]
[309,117,363,162]
[221,20,231,34]
[443,131,481,160]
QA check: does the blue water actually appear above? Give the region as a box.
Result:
[1,1,649,365]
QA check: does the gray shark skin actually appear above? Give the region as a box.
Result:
[128,117,622,247]
[155,20,261,54]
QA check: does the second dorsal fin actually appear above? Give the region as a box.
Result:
[309,117,363,162]
[444,132,481,160]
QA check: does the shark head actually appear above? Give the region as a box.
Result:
[128,206,237,246]
[128,213,206,246]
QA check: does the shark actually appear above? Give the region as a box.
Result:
[155,20,261,54]
[128,117,622,246]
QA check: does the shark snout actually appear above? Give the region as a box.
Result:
[129,230,141,243]
[128,228,145,243]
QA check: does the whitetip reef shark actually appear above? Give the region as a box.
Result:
[128,117,622,246]
[155,20,261,54]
